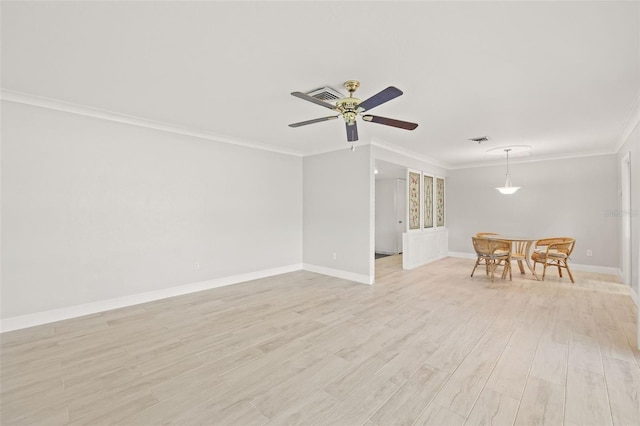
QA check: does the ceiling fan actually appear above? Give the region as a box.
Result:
[288,80,418,142]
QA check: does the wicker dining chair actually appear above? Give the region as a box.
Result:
[531,237,576,283]
[475,233,505,266]
[471,237,512,282]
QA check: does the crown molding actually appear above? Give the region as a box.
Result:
[370,137,451,170]
[449,149,617,170]
[302,140,366,157]
[0,89,304,158]
[3,89,634,166]
[614,89,640,153]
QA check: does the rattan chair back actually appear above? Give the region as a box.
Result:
[471,237,512,281]
[532,237,576,283]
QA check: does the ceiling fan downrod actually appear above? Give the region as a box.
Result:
[337,80,361,126]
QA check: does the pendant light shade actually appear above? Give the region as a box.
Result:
[496,148,520,194]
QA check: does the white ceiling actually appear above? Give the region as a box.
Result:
[2,1,639,168]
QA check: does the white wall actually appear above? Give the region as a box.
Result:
[3,98,631,330]
[447,154,619,268]
[303,145,372,283]
[1,101,303,319]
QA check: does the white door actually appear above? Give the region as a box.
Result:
[396,178,406,253]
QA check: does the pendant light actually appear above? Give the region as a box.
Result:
[496,148,520,194]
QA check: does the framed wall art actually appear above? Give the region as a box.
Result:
[423,174,434,228]
[408,170,421,230]
[436,177,445,227]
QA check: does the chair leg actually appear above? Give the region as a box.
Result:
[542,263,547,281]
[564,261,575,283]
[489,261,496,282]
[501,261,511,280]
[517,260,525,274]
[471,258,481,277]
[558,264,563,277]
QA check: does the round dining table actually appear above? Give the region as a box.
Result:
[484,235,541,280]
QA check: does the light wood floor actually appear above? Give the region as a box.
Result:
[1,256,639,425]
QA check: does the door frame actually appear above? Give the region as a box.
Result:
[396,178,406,253]
[621,152,632,286]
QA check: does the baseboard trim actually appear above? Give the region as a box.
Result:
[0,263,303,333]
[569,263,622,275]
[302,264,373,285]
[375,250,398,256]
[447,252,622,275]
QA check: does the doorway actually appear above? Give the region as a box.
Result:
[374,160,406,277]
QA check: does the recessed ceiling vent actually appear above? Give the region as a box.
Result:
[469,136,491,144]
[306,86,345,102]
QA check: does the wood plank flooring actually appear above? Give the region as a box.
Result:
[1,256,639,425]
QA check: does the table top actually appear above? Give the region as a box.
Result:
[482,235,538,242]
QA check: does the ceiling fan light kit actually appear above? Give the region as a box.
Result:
[289,80,418,144]
[496,148,520,195]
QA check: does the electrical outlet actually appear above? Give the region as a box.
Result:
[586,249,593,257]
[194,262,200,270]
[332,252,337,260]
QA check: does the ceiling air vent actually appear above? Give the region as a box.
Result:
[306,86,345,102]
[469,136,491,144]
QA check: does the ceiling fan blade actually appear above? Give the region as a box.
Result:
[291,92,339,111]
[289,116,340,128]
[357,86,403,112]
[346,122,358,142]
[362,115,418,130]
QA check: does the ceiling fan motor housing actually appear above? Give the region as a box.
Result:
[336,98,360,125]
